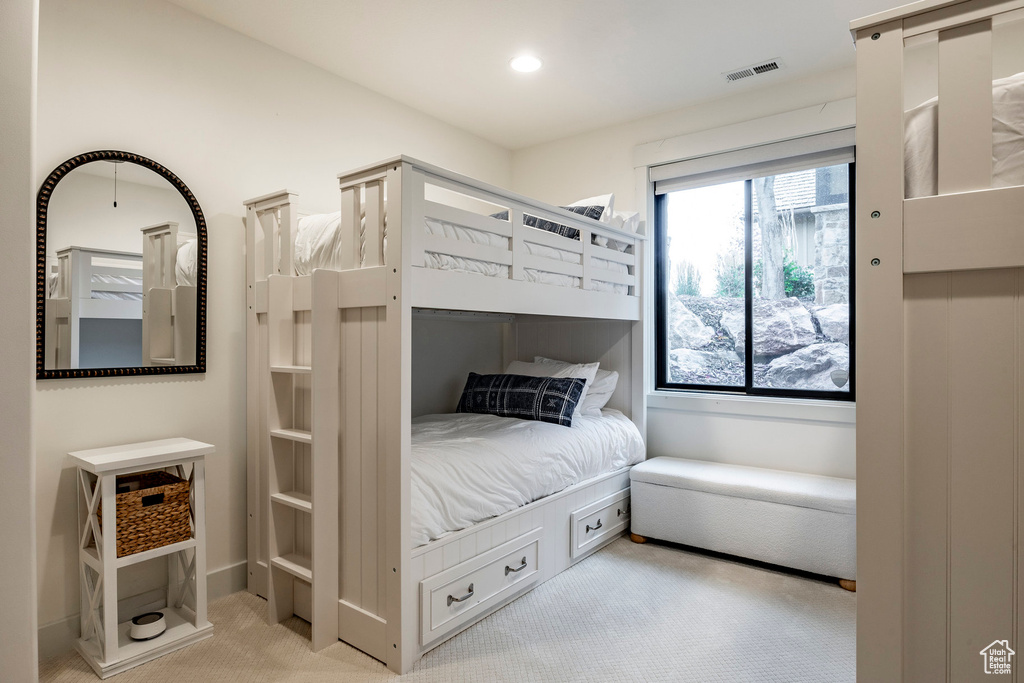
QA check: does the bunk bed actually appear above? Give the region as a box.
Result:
[243,156,645,673]
[44,246,143,369]
[45,222,198,369]
[851,1,1024,680]
[140,221,198,366]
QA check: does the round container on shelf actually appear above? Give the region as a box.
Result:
[129,612,166,641]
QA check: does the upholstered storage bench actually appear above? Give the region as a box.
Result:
[629,457,856,587]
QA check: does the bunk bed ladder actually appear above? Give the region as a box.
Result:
[262,242,339,648]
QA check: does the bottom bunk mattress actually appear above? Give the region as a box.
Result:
[411,410,645,547]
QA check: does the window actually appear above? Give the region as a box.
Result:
[653,144,854,401]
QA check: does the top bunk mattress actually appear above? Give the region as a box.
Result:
[411,410,645,547]
[905,71,1024,198]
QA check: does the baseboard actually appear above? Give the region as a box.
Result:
[207,560,249,602]
[38,560,248,662]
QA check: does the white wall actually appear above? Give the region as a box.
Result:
[0,0,38,679]
[47,172,195,257]
[511,69,860,479]
[512,68,857,212]
[35,0,511,655]
[411,317,507,418]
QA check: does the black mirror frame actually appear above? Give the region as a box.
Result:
[36,150,207,379]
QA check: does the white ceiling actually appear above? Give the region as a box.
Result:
[168,0,898,149]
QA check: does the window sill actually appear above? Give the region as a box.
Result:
[647,390,856,425]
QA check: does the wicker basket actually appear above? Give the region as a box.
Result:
[97,470,192,558]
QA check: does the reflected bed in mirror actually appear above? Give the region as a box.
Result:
[36,151,207,378]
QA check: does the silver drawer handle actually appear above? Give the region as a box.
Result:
[586,519,603,533]
[505,557,528,576]
[617,505,630,517]
[447,583,474,607]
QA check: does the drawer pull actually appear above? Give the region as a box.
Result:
[505,557,528,576]
[617,505,630,517]
[586,519,603,533]
[447,583,474,607]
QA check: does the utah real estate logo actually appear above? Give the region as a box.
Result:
[980,640,1014,675]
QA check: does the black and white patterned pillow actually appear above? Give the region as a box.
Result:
[455,373,586,427]
[490,204,605,241]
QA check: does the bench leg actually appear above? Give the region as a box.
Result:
[839,579,856,592]
[629,533,647,544]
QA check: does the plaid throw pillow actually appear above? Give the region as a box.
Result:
[490,204,605,241]
[456,373,586,427]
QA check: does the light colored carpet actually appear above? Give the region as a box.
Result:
[40,538,855,682]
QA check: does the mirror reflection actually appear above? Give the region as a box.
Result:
[42,159,201,372]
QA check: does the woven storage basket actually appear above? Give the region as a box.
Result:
[97,470,192,558]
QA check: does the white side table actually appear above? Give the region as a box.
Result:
[70,438,214,678]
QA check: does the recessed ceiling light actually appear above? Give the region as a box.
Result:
[510,55,542,73]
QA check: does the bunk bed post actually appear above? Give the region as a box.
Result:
[854,18,906,682]
[310,269,340,650]
[382,160,415,674]
[244,190,298,601]
[245,202,264,597]
[68,247,87,369]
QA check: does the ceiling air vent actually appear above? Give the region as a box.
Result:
[724,59,784,82]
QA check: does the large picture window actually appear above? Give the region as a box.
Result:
[654,158,854,400]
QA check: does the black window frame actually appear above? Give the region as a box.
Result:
[654,162,856,402]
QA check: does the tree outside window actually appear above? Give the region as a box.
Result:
[657,163,853,399]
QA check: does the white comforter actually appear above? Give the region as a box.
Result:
[290,211,630,293]
[905,70,1024,198]
[411,410,645,547]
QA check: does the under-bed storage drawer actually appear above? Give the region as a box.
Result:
[570,489,630,559]
[420,527,543,645]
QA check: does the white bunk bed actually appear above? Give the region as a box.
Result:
[243,156,645,673]
[44,246,143,370]
[852,1,1024,680]
[45,224,199,369]
[140,221,198,366]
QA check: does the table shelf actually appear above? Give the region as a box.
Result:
[71,438,213,679]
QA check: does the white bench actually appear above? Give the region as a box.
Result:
[629,457,856,589]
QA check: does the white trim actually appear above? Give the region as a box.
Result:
[633,98,856,171]
[651,129,855,194]
[648,391,856,424]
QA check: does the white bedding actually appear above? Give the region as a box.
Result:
[411,410,645,547]
[90,273,143,301]
[291,211,631,293]
[423,217,630,294]
[176,239,198,287]
[905,71,1024,198]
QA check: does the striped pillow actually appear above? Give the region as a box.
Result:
[490,204,606,241]
[456,373,586,427]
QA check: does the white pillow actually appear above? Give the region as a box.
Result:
[567,194,615,224]
[534,356,618,417]
[175,238,198,286]
[505,359,599,418]
[582,369,619,416]
[594,210,639,252]
[612,210,640,234]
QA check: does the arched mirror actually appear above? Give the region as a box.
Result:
[36,151,207,378]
